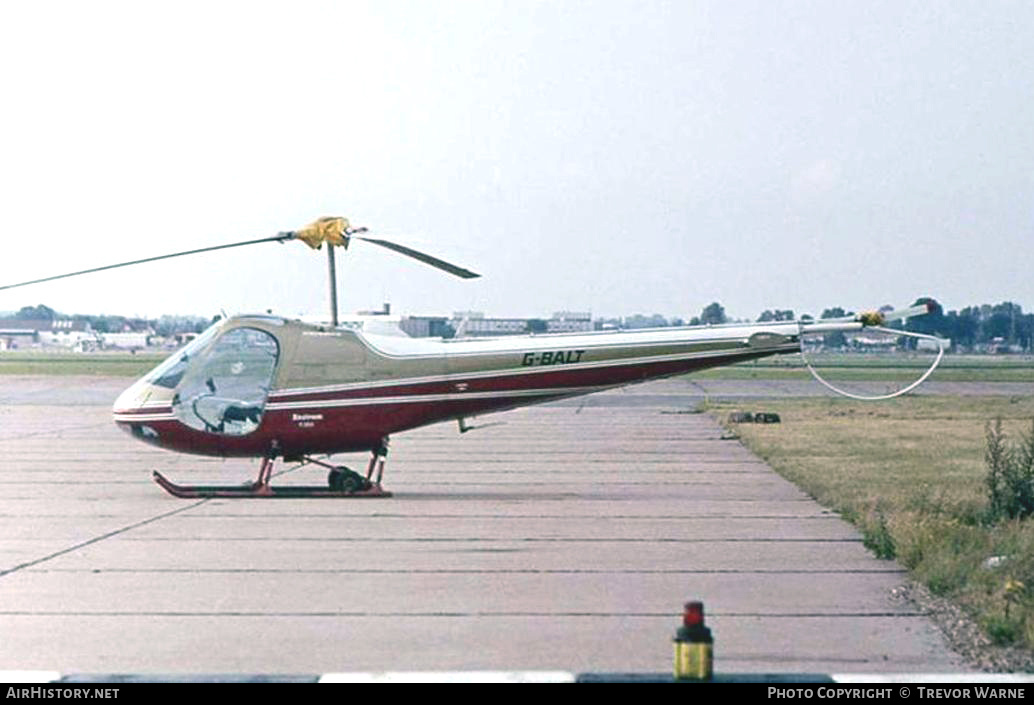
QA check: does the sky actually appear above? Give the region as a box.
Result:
[1,1,1032,323]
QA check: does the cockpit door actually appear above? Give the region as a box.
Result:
[171,327,280,436]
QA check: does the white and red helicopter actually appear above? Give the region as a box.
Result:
[2,217,942,498]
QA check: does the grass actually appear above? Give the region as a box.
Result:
[714,395,1034,652]
[0,351,166,376]
[696,353,1034,383]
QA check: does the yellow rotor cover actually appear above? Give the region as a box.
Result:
[293,216,351,249]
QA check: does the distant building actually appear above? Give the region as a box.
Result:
[0,319,44,349]
[848,333,897,351]
[99,319,155,350]
[593,314,674,331]
[0,318,99,350]
[448,311,594,337]
[547,312,593,333]
[399,316,453,338]
[397,311,596,338]
[357,303,392,316]
[173,332,199,346]
[100,331,152,350]
[622,313,670,329]
[452,313,529,337]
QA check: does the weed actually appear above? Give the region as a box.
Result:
[984,613,1022,646]
[863,505,896,559]
[985,419,1034,522]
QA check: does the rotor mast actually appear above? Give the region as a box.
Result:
[326,246,339,327]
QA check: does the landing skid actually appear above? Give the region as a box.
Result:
[152,471,392,498]
[152,447,393,499]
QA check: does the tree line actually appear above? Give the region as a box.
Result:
[905,299,1032,352]
[9,304,211,337]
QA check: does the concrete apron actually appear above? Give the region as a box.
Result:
[0,377,969,676]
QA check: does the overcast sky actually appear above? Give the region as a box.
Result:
[2,1,1031,323]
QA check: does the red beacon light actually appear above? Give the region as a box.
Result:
[683,601,705,627]
[673,601,714,681]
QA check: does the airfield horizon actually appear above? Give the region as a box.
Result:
[1,350,1030,383]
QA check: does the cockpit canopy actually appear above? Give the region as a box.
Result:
[145,323,280,436]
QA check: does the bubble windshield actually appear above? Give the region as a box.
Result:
[170,327,280,436]
[144,321,223,390]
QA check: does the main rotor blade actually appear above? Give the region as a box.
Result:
[355,236,481,279]
[0,234,294,292]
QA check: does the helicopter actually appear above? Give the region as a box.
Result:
[1,217,942,498]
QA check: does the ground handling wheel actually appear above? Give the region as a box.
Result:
[327,466,372,493]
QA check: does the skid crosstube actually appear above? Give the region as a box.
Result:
[152,471,392,499]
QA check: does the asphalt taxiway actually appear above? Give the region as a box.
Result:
[0,376,983,676]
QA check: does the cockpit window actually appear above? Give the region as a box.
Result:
[171,327,279,436]
[145,322,224,389]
